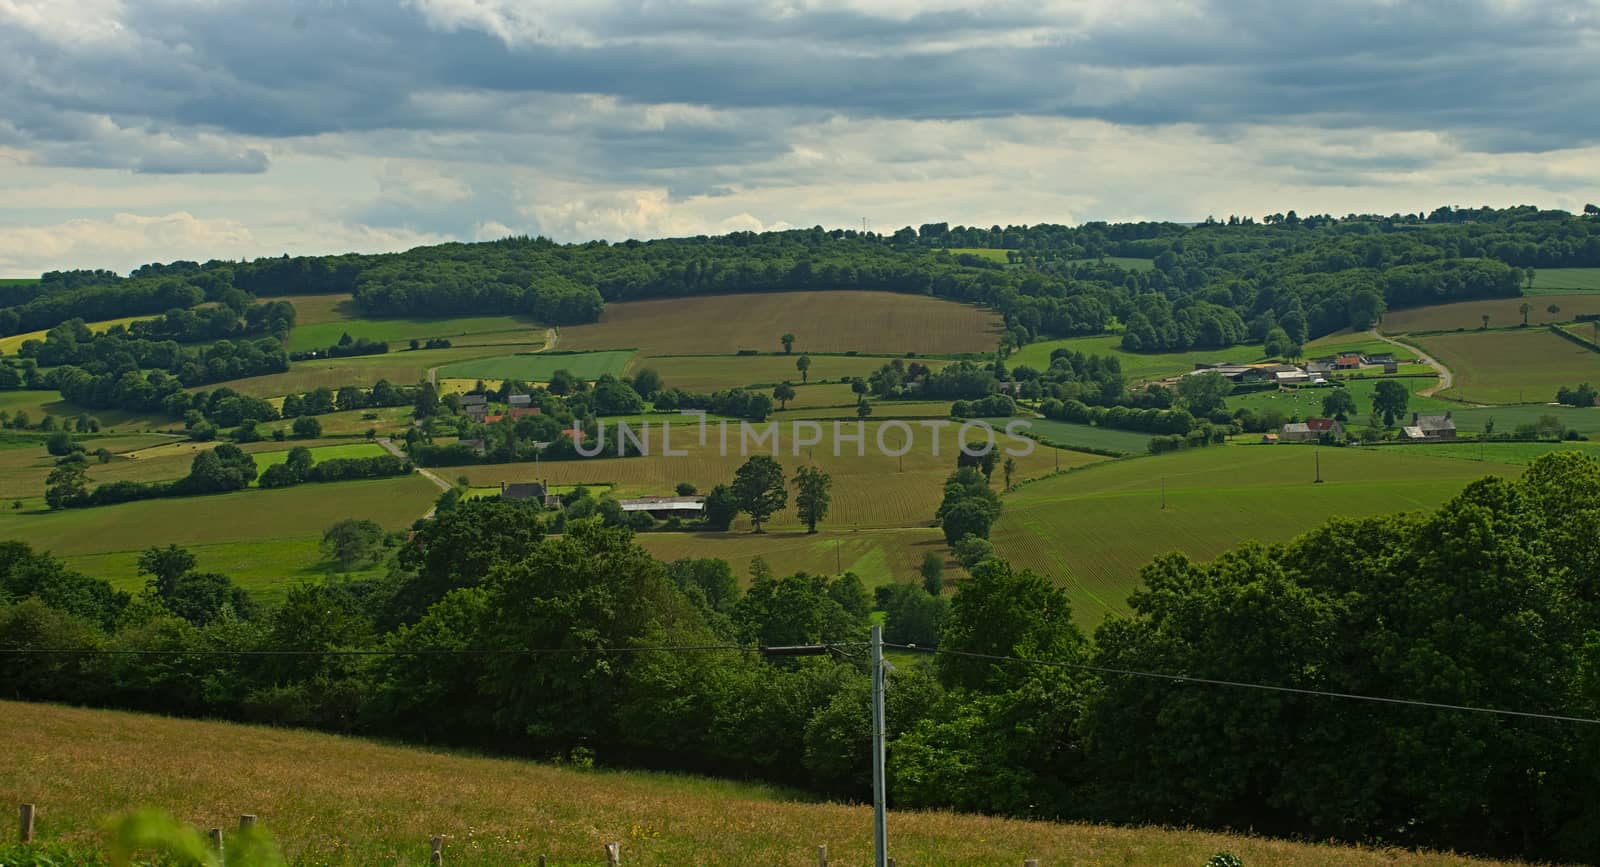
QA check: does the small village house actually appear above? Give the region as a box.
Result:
[1402,412,1457,441]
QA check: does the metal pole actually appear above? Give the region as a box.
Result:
[871,624,888,867]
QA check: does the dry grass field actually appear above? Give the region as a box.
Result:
[638,527,947,589]
[215,342,543,397]
[642,354,929,392]
[0,701,1519,867]
[0,314,154,355]
[453,421,1105,530]
[558,291,1004,356]
[1380,294,1600,333]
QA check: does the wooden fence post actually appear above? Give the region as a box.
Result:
[238,814,256,830]
[1025,860,1040,867]
[208,827,224,858]
[536,856,546,867]
[817,843,828,866]
[18,804,34,843]
[605,841,621,866]
[430,835,443,866]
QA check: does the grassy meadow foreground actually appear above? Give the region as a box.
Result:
[1,701,1517,867]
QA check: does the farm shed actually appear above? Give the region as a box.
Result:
[617,495,706,519]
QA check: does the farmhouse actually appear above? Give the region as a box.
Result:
[1279,417,1345,443]
[617,495,706,519]
[499,481,549,503]
[1306,360,1335,376]
[1402,412,1457,441]
[1335,353,1363,370]
[460,393,489,421]
[484,407,541,424]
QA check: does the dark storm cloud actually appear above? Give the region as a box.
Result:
[2,0,1596,175]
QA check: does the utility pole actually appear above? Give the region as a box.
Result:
[1160,477,1167,510]
[836,539,842,574]
[1314,446,1324,484]
[870,624,888,867]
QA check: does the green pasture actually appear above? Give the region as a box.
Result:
[217,343,543,397]
[436,350,635,383]
[286,313,545,353]
[1447,404,1600,436]
[0,474,437,562]
[1414,328,1599,404]
[1528,267,1600,294]
[1302,331,1418,360]
[990,444,1523,628]
[944,248,1012,263]
[1068,256,1156,271]
[991,417,1153,456]
[1009,335,1256,380]
[64,537,389,602]
[1363,440,1600,465]
[1226,377,1455,420]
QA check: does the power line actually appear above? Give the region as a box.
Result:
[0,643,780,658]
[884,643,1600,726]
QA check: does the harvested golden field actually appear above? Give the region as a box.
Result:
[1381,294,1600,333]
[642,354,930,392]
[214,343,542,397]
[453,420,1103,530]
[0,701,1519,867]
[559,291,1003,356]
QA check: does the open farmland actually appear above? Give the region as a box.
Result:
[1380,294,1600,333]
[448,420,1104,530]
[1375,440,1600,465]
[82,439,390,488]
[1068,256,1157,271]
[282,293,546,352]
[0,702,1519,867]
[1527,267,1600,294]
[991,417,1154,456]
[260,405,415,438]
[216,342,544,397]
[0,433,182,500]
[1007,335,1258,380]
[64,536,388,601]
[989,444,1522,627]
[557,291,1004,356]
[1226,377,1456,420]
[435,350,635,382]
[1302,331,1418,360]
[642,354,925,392]
[0,314,155,355]
[1447,404,1600,436]
[771,400,954,421]
[638,527,947,590]
[1413,328,1599,404]
[945,247,1011,263]
[0,474,436,562]
[0,390,175,433]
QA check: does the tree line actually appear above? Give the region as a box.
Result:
[4,451,1600,860]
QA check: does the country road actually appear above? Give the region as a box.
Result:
[1369,329,1452,397]
[378,437,452,520]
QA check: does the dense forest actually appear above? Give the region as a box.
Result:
[3,450,1598,861]
[5,206,1596,351]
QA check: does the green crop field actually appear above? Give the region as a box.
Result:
[1068,256,1157,271]
[1226,377,1456,421]
[1369,440,1600,465]
[287,312,546,353]
[259,405,415,438]
[989,445,1523,627]
[640,354,928,392]
[1380,294,1600,333]
[2,702,1511,867]
[1302,331,1418,361]
[0,474,437,562]
[989,417,1154,456]
[64,536,387,601]
[1413,328,1599,404]
[448,420,1103,531]
[1528,267,1600,294]
[638,527,947,591]
[771,400,954,421]
[945,247,1012,263]
[1447,404,1600,436]
[436,350,636,382]
[1009,335,1258,380]
[558,291,1004,356]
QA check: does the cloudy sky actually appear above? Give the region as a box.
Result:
[1,0,1597,276]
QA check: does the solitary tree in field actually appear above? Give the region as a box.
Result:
[792,465,832,534]
[851,377,868,396]
[773,381,796,410]
[731,456,787,533]
[1526,268,1536,292]
[1520,302,1532,326]
[1003,457,1017,489]
[796,354,811,383]
[856,397,873,420]
[1481,314,1491,330]
[781,333,796,354]
[1548,303,1562,318]
[1372,379,1411,427]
